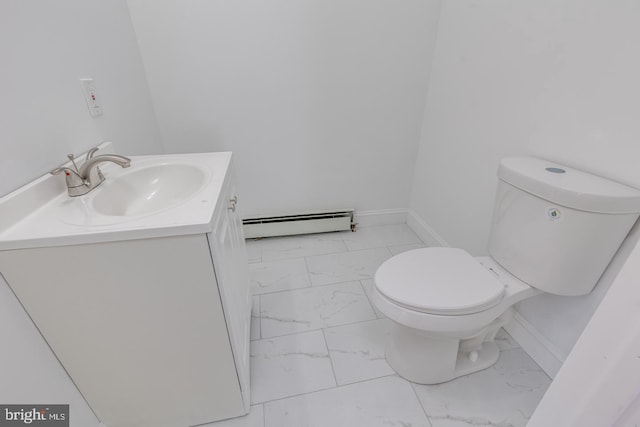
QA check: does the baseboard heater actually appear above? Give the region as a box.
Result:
[243,210,355,239]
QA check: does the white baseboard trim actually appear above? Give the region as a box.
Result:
[504,310,567,379]
[354,209,408,228]
[406,210,449,247]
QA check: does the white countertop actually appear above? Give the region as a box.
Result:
[0,151,232,250]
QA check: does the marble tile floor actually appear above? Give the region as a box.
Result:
[208,224,551,427]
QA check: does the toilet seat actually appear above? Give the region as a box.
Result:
[375,248,505,316]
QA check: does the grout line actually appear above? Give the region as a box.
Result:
[302,256,315,293]
[302,255,311,276]
[261,244,395,264]
[409,382,435,427]
[257,384,338,407]
[261,249,346,262]
[266,373,435,406]
[334,372,398,388]
[340,228,353,252]
[356,280,379,320]
[251,256,309,266]
[258,373,403,407]
[321,328,340,388]
[307,278,374,288]
[334,373,398,389]
[254,278,372,297]
[252,329,323,343]
[361,279,388,320]
[346,242,417,252]
[348,243,422,252]
[257,295,261,340]
[251,282,313,297]
[260,245,349,263]
[256,317,385,341]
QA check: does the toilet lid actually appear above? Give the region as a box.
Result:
[375,247,505,315]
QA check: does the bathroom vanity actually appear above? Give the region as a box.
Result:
[0,146,251,427]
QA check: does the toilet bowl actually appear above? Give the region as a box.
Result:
[372,157,640,384]
[372,248,541,384]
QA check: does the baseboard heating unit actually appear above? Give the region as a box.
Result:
[243,210,355,239]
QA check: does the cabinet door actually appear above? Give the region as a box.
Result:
[208,167,251,409]
[0,235,245,427]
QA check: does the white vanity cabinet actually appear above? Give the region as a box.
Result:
[0,154,251,427]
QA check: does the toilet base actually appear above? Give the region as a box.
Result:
[385,317,506,384]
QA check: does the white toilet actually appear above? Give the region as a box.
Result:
[372,157,640,384]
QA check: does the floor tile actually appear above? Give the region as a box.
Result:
[360,279,386,318]
[324,318,394,385]
[388,243,427,255]
[251,296,260,341]
[246,239,262,263]
[306,247,392,286]
[412,348,551,427]
[250,331,336,404]
[264,375,431,427]
[342,224,423,251]
[250,258,311,295]
[260,282,377,338]
[243,230,547,427]
[260,234,347,262]
[205,405,264,427]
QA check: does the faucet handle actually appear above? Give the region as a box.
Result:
[50,167,87,196]
[50,166,82,179]
[51,166,70,175]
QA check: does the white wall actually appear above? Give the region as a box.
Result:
[0,0,163,199]
[0,2,163,425]
[127,0,442,218]
[528,239,640,427]
[409,0,640,364]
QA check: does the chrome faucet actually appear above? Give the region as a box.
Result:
[51,146,131,196]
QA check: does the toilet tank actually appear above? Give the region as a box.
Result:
[488,157,640,296]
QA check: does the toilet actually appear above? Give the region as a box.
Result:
[372,157,640,384]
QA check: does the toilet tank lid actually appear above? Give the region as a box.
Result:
[498,157,640,214]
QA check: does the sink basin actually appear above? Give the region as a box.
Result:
[92,163,207,216]
[0,145,232,250]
